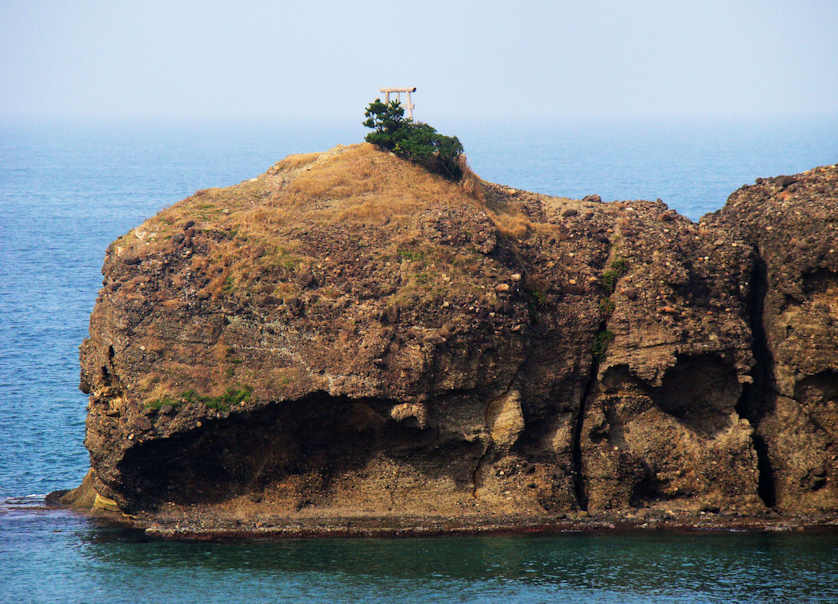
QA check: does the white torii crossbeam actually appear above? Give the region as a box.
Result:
[380,87,416,120]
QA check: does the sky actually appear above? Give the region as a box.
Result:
[1,0,837,121]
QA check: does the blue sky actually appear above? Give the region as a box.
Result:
[2,0,837,120]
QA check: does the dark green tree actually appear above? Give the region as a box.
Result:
[362,99,464,180]
[363,99,407,148]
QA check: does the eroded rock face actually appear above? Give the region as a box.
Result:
[62,146,837,531]
[709,167,838,512]
[578,199,760,513]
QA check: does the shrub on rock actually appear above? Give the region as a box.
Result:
[363,99,464,180]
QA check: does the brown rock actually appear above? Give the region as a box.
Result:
[710,163,838,513]
[63,146,837,534]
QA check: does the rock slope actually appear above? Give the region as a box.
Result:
[55,145,837,535]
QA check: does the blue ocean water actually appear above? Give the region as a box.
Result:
[1,116,836,601]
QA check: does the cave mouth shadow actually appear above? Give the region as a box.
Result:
[117,392,448,511]
[654,354,742,437]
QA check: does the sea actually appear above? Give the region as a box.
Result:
[1,115,836,602]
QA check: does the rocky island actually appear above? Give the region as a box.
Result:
[51,144,837,537]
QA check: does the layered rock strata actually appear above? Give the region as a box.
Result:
[55,145,837,534]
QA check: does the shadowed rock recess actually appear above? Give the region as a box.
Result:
[52,145,837,536]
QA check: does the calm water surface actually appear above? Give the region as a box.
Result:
[2,502,837,602]
[1,116,836,601]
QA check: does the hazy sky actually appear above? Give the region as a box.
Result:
[2,0,836,121]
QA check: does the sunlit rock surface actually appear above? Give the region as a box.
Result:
[54,146,837,535]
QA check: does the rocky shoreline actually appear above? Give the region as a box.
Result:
[44,482,838,539]
[45,488,838,539]
[52,145,837,538]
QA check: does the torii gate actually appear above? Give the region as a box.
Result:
[380,87,416,120]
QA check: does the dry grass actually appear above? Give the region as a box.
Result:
[279,145,485,222]
[124,144,501,250]
[116,143,543,307]
[492,212,534,239]
[457,158,485,200]
[117,143,564,403]
[273,151,321,172]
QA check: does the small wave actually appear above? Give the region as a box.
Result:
[5,494,47,503]
[2,494,47,508]
[0,493,71,520]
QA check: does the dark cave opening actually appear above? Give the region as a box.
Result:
[117,393,424,510]
[115,391,489,512]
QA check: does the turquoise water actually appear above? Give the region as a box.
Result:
[1,117,836,601]
[3,502,837,602]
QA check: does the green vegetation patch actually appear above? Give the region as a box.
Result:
[600,256,629,293]
[145,385,253,412]
[144,395,180,411]
[611,257,629,275]
[598,297,615,315]
[258,245,302,272]
[397,247,426,263]
[524,285,547,312]
[363,99,464,180]
[592,329,615,361]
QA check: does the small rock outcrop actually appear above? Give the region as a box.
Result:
[56,145,837,535]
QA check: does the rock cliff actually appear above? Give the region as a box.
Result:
[55,145,837,535]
